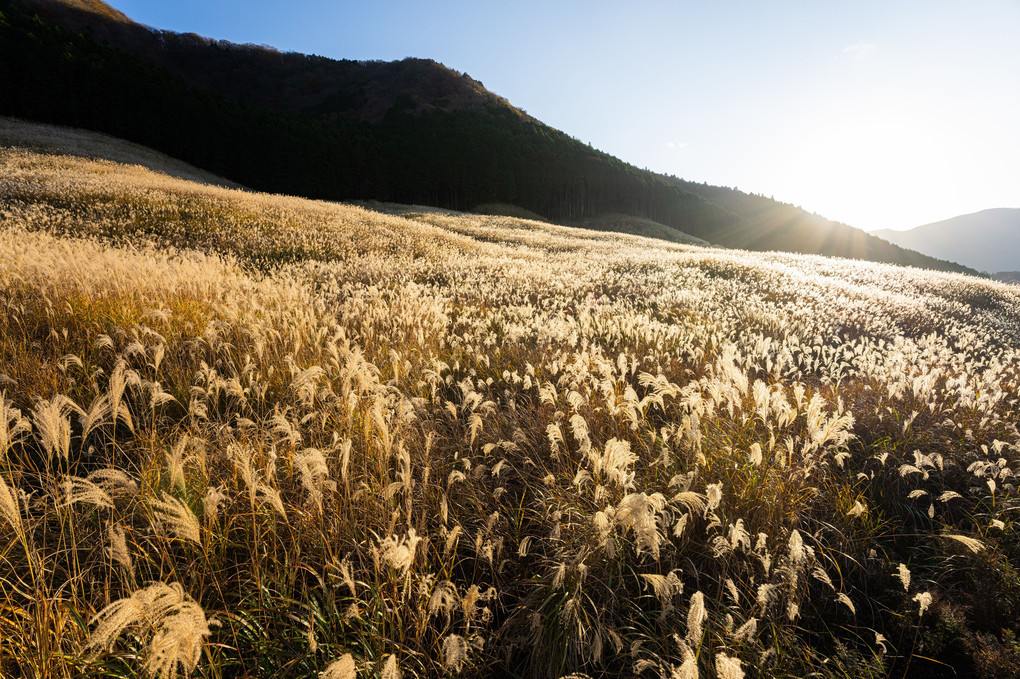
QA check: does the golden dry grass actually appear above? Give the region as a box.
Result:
[1,118,1019,678]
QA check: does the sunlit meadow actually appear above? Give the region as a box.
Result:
[1,118,1019,678]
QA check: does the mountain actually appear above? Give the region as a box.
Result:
[0,0,978,274]
[873,208,1020,274]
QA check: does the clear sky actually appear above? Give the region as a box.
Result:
[112,0,1019,232]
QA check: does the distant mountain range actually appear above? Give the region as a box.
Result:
[873,208,1020,274]
[0,0,979,274]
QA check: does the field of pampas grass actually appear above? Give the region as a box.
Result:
[1,116,1020,679]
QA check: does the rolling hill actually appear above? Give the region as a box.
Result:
[873,208,1020,274]
[2,116,1020,679]
[0,0,979,273]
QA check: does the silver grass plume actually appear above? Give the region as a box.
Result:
[894,563,911,592]
[428,579,460,623]
[79,393,112,442]
[108,523,133,575]
[945,533,985,553]
[294,446,329,510]
[166,437,189,491]
[86,581,213,679]
[376,528,422,575]
[715,653,744,679]
[443,633,469,674]
[203,486,228,523]
[615,492,666,560]
[321,654,356,679]
[380,653,401,679]
[88,468,139,497]
[33,394,81,461]
[733,617,757,642]
[151,493,202,547]
[639,570,683,610]
[0,473,24,537]
[914,591,932,617]
[686,591,706,647]
[672,637,699,679]
[59,475,114,509]
[0,393,31,458]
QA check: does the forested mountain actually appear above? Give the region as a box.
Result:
[873,208,1020,274]
[0,0,978,273]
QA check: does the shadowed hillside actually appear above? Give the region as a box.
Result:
[0,0,980,273]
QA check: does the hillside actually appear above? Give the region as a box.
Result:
[571,213,712,246]
[873,208,1020,274]
[994,271,1020,284]
[0,115,242,187]
[3,118,1020,679]
[0,0,978,274]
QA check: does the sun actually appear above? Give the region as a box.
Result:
[772,103,963,231]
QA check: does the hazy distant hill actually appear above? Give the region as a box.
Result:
[873,208,1020,274]
[0,0,979,273]
[993,271,1020,284]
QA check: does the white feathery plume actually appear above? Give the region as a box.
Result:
[86,581,213,679]
[0,474,24,537]
[894,563,911,592]
[945,534,984,553]
[203,486,228,523]
[428,579,460,622]
[108,522,134,576]
[379,653,401,679]
[715,653,744,679]
[59,475,114,509]
[443,634,469,674]
[88,468,139,497]
[615,492,666,560]
[0,393,31,458]
[733,617,757,642]
[686,591,706,647]
[321,654,356,679]
[151,493,202,547]
[33,394,80,461]
[913,591,932,617]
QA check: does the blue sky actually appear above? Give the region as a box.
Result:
[113,0,1020,231]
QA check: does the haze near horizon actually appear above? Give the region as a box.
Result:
[111,0,1020,232]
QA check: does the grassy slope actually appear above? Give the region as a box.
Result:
[571,213,712,246]
[0,117,242,188]
[2,120,1020,679]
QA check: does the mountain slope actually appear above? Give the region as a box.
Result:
[0,0,979,273]
[873,208,1020,274]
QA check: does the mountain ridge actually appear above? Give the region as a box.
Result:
[11,0,532,124]
[873,208,1020,274]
